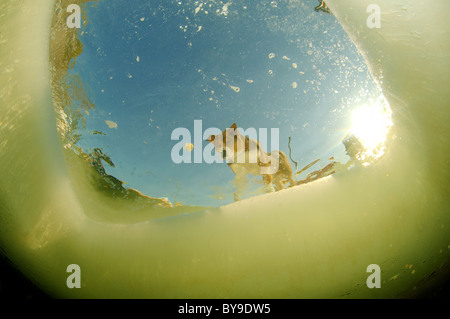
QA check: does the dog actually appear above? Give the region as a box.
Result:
[207,123,295,201]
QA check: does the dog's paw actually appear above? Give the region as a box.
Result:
[263,185,275,193]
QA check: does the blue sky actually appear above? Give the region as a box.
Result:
[71,0,382,206]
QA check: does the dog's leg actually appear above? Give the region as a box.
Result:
[287,176,296,188]
[262,174,275,193]
[233,174,247,201]
[272,175,284,191]
[274,182,284,191]
[231,165,247,201]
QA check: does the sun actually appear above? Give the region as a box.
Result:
[350,95,392,161]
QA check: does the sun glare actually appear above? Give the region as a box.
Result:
[350,95,392,161]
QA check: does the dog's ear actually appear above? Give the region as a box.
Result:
[230,123,237,130]
[206,135,215,142]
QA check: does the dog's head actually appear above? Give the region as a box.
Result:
[206,123,247,161]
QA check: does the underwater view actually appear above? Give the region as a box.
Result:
[0,0,449,300]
